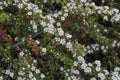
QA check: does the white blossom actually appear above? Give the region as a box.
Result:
[0,76,3,80]
[56,22,61,27]
[19,51,24,56]
[66,42,73,50]
[31,66,36,71]
[42,48,47,53]
[27,12,32,15]
[40,74,45,79]
[17,3,23,9]
[73,61,78,66]
[57,28,64,36]
[9,72,14,78]
[60,39,66,45]
[5,70,10,75]
[35,69,40,74]
[65,33,72,39]
[95,60,101,66]
[96,66,101,72]
[81,0,86,3]
[61,16,65,21]
[98,73,105,80]
[29,72,33,79]
[90,77,96,80]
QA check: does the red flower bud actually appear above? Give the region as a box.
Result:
[79,16,83,21]
[33,48,39,55]
[17,48,21,52]
[8,37,12,42]
[52,45,56,48]
[1,35,5,39]
[64,20,69,25]
[29,40,33,44]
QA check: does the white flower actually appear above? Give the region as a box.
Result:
[90,77,96,80]
[27,12,32,15]
[112,43,116,47]
[103,49,107,53]
[35,69,40,74]
[111,76,117,80]
[77,56,85,63]
[111,72,119,77]
[17,77,23,80]
[60,67,64,71]
[31,66,36,71]
[40,74,45,79]
[63,13,68,17]
[81,63,87,69]
[31,77,36,80]
[104,6,109,10]
[55,37,60,41]
[84,67,92,73]
[10,72,14,78]
[103,16,108,20]
[40,21,46,27]
[57,28,64,36]
[35,40,40,44]
[81,0,86,3]
[95,60,101,66]
[104,29,107,32]
[98,73,105,80]
[0,76,3,80]
[102,0,105,3]
[18,71,24,76]
[58,11,62,15]
[73,61,78,66]
[56,22,61,27]
[61,17,65,21]
[114,67,120,72]
[73,70,80,75]
[43,0,47,3]
[19,51,24,56]
[68,77,71,80]
[88,63,93,67]
[96,47,99,51]
[65,33,72,39]
[33,24,37,30]
[42,48,47,53]
[67,3,71,8]
[18,3,23,9]
[29,73,33,79]
[53,13,58,18]
[5,70,10,75]
[103,70,109,75]
[97,10,102,14]
[27,64,30,68]
[60,39,66,45]
[96,29,100,32]
[101,46,105,50]
[84,3,89,6]
[71,75,77,80]
[96,66,101,72]
[90,2,95,6]
[76,70,80,75]
[65,73,69,76]
[66,42,73,50]
[86,45,90,49]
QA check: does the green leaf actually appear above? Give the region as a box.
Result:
[56,0,61,3]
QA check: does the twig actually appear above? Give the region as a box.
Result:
[10,31,43,51]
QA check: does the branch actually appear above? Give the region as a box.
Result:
[10,31,43,51]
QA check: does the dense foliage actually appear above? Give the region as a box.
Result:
[0,0,120,80]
